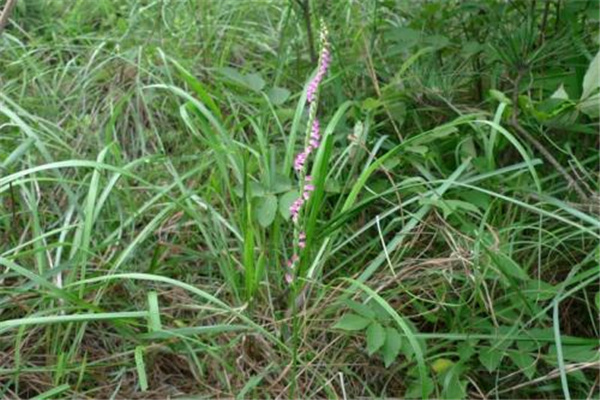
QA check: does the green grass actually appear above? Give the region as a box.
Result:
[0,0,599,398]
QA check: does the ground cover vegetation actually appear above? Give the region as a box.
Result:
[0,0,599,398]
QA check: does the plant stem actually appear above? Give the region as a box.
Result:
[0,0,18,35]
[295,0,317,64]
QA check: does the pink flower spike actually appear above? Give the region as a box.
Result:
[292,254,299,262]
[299,232,306,239]
[285,273,293,284]
[305,184,315,191]
[299,241,306,249]
[294,151,308,171]
[307,81,319,102]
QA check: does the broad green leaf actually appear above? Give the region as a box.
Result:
[344,300,376,319]
[217,67,247,86]
[551,84,569,100]
[278,190,299,219]
[234,181,266,198]
[388,27,421,49]
[479,347,504,372]
[333,313,371,331]
[217,69,265,92]
[271,173,291,193]
[461,41,485,56]
[366,322,386,355]
[361,97,381,111]
[267,87,291,105]
[441,368,467,400]
[382,327,402,367]
[457,340,476,361]
[245,73,266,92]
[517,340,538,352]
[578,93,600,118]
[424,34,449,49]
[405,376,435,399]
[389,101,407,126]
[508,351,536,379]
[256,194,277,227]
[370,301,393,322]
[581,50,600,100]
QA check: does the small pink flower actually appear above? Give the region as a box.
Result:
[299,231,306,249]
[290,197,305,222]
[294,151,308,171]
[312,119,320,133]
[306,45,331,104]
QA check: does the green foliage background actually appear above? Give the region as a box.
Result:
[0,0,598,398]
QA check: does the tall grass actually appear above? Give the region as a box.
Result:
[0,0,598,398]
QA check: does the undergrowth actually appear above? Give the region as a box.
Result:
[0,0,599,398]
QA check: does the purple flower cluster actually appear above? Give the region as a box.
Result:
[306,47,331,103]
[285,21,330,285]
[289,175,315,223]
[293,119,321,171]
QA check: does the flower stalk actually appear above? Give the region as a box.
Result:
[286,21,330,284]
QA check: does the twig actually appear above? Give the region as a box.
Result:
[0,0,17,36]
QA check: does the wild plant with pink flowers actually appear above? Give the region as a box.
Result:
[285,22,330,284]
